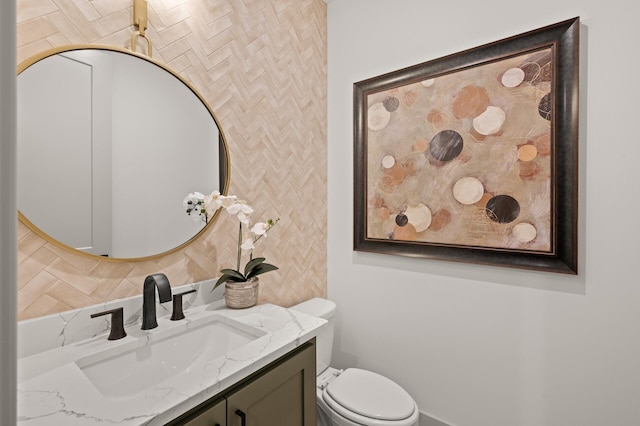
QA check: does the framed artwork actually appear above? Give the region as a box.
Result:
[354,17,579,274]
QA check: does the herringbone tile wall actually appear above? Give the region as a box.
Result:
[16,0,327,320]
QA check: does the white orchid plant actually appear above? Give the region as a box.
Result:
[183,191,279,290]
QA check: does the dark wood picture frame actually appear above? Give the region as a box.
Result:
[354,17,579,274]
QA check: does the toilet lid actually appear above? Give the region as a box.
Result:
[324,368,415,421]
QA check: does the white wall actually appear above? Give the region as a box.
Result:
[327,1,640,425]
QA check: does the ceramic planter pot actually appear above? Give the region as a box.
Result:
[225,277,259,309]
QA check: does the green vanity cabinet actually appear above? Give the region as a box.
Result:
[170,339,316,426]
[226,338,316,426]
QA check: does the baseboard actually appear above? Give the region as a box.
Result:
[420,411,452,426]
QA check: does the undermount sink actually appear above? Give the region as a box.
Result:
[75,315,265,398]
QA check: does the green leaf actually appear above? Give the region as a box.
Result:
[246,262,278,280]
[213,272,245,291]
[244,257,266,276]
[219,269,245,280]
[212,269,246,291]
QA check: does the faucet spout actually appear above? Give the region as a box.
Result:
[141,273,172,330]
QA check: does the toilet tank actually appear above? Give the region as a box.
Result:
[290,298,336,374]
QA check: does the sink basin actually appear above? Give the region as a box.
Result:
[75,315,265,398]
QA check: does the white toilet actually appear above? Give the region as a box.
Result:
[291,298,420,426]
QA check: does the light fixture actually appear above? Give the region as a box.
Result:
[131,0,152,57]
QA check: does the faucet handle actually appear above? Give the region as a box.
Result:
[170,289,197,321]
[91,307,127,340]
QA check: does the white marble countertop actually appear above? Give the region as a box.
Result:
[17,302,326,425]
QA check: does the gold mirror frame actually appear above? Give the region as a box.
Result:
[17,44,230,262]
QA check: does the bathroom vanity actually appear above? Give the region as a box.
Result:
[17,297,325,425]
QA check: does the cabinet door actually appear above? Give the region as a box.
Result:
[227,342,316,426]
[182,397,226,426]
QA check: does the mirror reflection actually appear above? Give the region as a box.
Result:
[17,46,228,259]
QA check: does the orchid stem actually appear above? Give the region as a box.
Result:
[237,223,242,272]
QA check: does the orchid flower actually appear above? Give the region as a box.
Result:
[241,237,255,252]
[185,191,280,289]
[251,222,269,236]
[183,192,207,222]
[226,201,253,224]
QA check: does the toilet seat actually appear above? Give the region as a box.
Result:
[322,368,418,425]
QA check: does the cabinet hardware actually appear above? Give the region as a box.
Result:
[235,409,246,426]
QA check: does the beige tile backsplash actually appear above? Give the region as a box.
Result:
[16,0,327,320]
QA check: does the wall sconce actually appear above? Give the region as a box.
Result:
[131,0,152,57]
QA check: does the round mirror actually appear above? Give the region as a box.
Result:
[17,45,229,260]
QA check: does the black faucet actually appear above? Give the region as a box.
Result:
[141,273,172,330]
[91,307,127,340]
[170,288,197,321]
